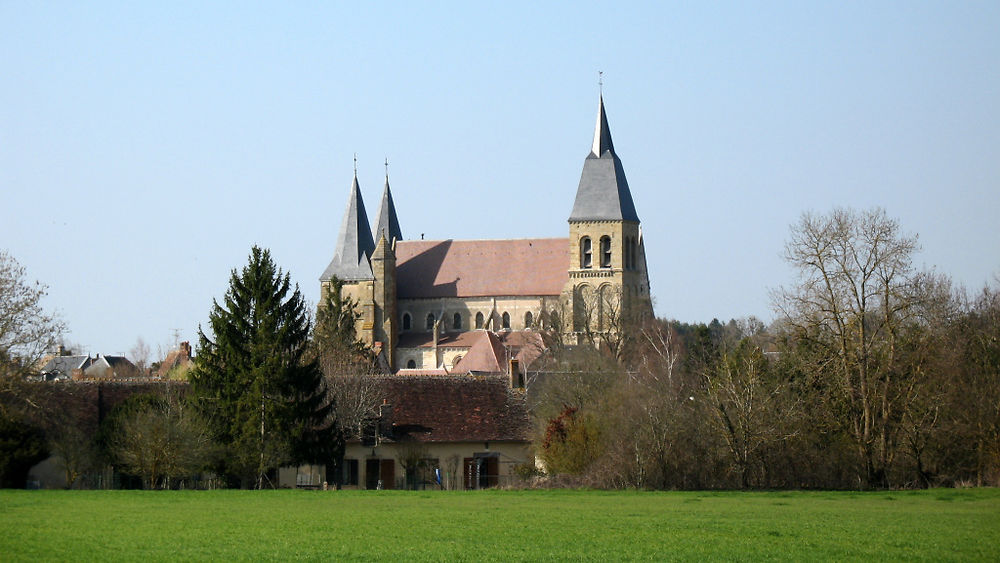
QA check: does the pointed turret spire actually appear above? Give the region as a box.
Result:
[321,171,376,281]
[569,94,639,222]
[590,95,615,157]
[373,160,403,245]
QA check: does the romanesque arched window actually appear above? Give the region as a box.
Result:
[406,359,416,369]
[580,237,592,269]
[600,236,612,268]
[453,312,462,331]
[475,311,484,329]
[502,312,510,330]
[426,313,435,330]
[402,313,411,331]
[524,311,533,328]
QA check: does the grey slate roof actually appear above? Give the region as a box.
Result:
[568,95,640,223]
[372,175,403,245]
[40,355,91,378]
[321,173,376,282]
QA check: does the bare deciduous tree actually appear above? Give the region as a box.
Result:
[0,250,65,374]
[773,207,927,487]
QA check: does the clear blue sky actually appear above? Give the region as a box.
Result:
[2,2,998,358]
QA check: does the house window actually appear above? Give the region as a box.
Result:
[342,459,359,486]
[402,313,411,331]
[475,312,484,329]
[502,312,510,330]
[524,311,533,328]
[406,359,416,369]
[600,236,612,268]
[426,313,435,330]
[453,312,462,331]
[580,237,592,269]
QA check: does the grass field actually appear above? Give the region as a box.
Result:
[1,488,998,561]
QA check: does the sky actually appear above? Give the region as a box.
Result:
[2,2,998,359]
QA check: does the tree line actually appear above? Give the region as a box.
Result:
[533,208,1000,489]
[2,208,998,489]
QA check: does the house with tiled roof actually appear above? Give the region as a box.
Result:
[83,354,139,379]
[38,349,93,381]
[320,93,653,373]
[280,375,531,489]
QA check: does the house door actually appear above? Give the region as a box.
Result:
[379,459,395,490]
[365,459,380,490]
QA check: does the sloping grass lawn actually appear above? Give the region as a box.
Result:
[1,488,997,561]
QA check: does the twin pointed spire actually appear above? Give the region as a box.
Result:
[321,161,403,282]
[321,171,377,281]
[569,93,640,223]
[373,161,403,246]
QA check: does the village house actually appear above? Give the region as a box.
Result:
[280,375,530,490]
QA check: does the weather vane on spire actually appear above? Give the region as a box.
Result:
[384,157,389,178]
[599,71,604,95]
[353,153,358,174]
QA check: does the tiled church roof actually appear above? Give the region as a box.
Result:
[376,376,529,443]
[395,238,568,298]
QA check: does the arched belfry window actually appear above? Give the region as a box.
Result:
[580,237,592,269]
[426,313,435,331]
[475,312,484,329]
[600,236,612,268]
[524,311,533,328]
[453,312,462,331]
[625,237,637,270]
[402,313,411,331]
[502,312,511,330]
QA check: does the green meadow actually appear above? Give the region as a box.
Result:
[1,489,998,561]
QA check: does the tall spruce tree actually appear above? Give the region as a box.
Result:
[191,246,334,488]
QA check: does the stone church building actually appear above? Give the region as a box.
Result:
[320,94,652,373]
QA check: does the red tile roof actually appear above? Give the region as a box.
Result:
[395,238,569,298]
[452,332,507,374]
[375,376,529,443]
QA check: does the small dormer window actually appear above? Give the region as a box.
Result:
[581,237,592,269]
[600,236,612,268]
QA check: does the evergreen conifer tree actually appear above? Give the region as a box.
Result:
[191,246,335,488]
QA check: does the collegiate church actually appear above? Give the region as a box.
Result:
[320,94,652,373]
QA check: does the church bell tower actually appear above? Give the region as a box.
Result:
[561,94,652,346]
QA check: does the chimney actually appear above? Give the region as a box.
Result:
[378,399,393,438]
[508,358,524,389]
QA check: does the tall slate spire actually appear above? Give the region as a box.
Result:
[568,95,640,223]
[321,172,376,281]
[373,170,403,245]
